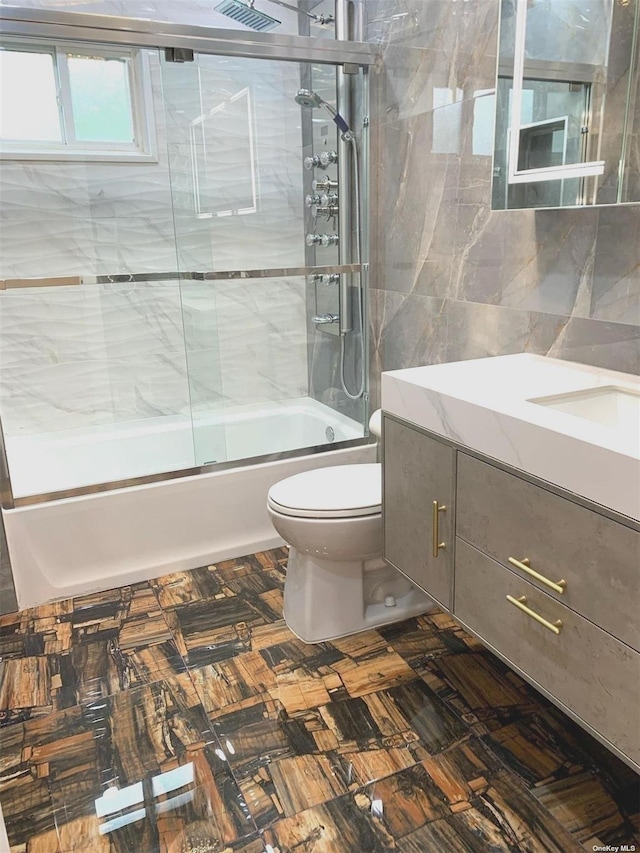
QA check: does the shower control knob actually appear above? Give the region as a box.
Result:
[312,177,338,192]
[305,232,323,246]
[304,155,322,170]
[321,233,339,247]
[320,193,339,207]
[319,150,338,167]
[305,193,322,207]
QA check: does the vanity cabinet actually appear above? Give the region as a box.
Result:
[455,539,640,765]
[457,453,640,651]
[382,413,640,772]
[382,416,455,609]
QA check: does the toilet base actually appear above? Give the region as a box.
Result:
[282,548,435,644]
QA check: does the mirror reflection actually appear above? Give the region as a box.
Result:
[493,0,639,209]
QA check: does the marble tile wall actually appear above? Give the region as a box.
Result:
[0,35,309,438]
[365,0,640,408]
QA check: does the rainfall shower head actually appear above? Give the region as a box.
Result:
[214,0,280,31]
[294,88,351,136]
[215,0,334,31]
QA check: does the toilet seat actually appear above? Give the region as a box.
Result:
[267,463,381,519]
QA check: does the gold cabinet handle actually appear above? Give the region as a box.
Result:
[432,500,447,558]
[506,594,563,635]
[508,557,567,595]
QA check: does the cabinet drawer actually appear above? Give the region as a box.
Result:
[455,538,640,768]
[456,453,640,651]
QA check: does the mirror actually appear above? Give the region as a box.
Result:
[493,0,639,209]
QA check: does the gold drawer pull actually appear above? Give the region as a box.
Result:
[506,594,563,635]
[432,501,447,558]
[508,557,567,595]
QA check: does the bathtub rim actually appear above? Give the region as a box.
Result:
[0,429,374,509]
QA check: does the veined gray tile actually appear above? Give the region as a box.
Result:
[374,289,448,372]
[445,299,568,363]
[548,317,640,375]
[589,207,640,326]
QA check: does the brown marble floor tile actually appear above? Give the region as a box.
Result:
[206,680,469,830]
[1,549,638,853]
[0,585,185,727]
[150,549,287,610]
[261,738,585,852]
[532,770,640,848]
[379,613,483,663]
[21,675,259,852]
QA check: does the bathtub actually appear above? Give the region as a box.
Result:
[2,397,375,609]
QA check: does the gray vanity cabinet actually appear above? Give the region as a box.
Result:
[381,410,640,773]
[382,416,455,609]
[456,453,640,651]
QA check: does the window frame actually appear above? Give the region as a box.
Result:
[0,38,158,163]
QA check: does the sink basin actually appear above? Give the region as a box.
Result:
[528,385,640,435]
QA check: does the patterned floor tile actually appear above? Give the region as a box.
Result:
[156,551,288,670]
[0,586,185,727]
[532,770,640,848]
[150,549,287,610]
[1,548,638,853]
[184,612,471,831]
[20,674,259,852]
[261,739,585,853]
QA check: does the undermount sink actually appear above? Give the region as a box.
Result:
[528,385,640,435]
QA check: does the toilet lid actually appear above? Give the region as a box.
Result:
[267,463,381,518]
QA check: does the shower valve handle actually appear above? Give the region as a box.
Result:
[321,233,339,247]
[305,233,323,246]
[305,193,322,207]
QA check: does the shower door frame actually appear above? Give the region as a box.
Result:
[0,4,378,509]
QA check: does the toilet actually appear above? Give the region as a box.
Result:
[267,411,434,643]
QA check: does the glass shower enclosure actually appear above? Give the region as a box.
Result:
[0,6,373,505]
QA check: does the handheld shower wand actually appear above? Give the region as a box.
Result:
[294,89,353,140]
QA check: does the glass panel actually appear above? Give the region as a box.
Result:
[67,53,135,143]
[0,45,202,498]
[0,49,62,141]
[0,35,368,501]
[160,51,368,467]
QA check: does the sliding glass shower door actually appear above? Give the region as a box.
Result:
[160,50,367,468]
[0,15,371,503]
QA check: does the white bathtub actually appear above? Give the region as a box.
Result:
[2,398,375,609]
[5,396,363,498]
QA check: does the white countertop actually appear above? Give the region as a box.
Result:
[382,354,640,521]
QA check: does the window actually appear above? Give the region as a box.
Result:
[0,41,156,161]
